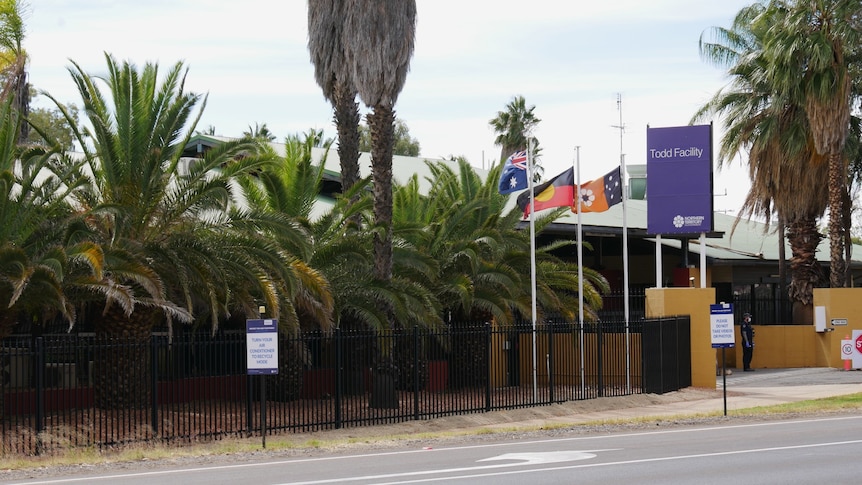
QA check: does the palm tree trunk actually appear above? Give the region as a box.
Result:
[842,185,853,287]
[367,105,395,283]
[786,217,824,324]
[827,153,847,288]
[334,82,361,193]
[333,82,363,229]
[777,217,787,322]
[92,304,160,409]
[366,104,398,408]
[14,69,28,144]
[0,309,17,421]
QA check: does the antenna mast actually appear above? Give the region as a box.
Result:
[613,92,632,393]
[612,93,625,164]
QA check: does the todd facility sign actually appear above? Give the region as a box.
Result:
[646,124,714,235]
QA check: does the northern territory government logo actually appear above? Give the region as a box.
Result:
[672,214,706,229]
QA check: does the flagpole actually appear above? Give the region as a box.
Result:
[700,232,706,288]
[618,94,632,393]
[656,234,662,288]
[575,147,585,397]
[528,142,538,403]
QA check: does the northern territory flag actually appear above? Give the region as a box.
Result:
[573,166,623,213]
[517,167,575,217]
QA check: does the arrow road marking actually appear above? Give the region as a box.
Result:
[282,449,619,484]
[478,450,616,465]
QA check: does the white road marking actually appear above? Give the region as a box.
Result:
[477,450,607,464]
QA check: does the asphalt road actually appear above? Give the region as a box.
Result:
[8,414,862,485]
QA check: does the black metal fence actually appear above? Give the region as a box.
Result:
[1,317,689,455]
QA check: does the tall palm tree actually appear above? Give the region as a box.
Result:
[50,54,294,409]
[342,0,417,287]
[489,95,541,167]
[307,0,362,198]
[694,2,830,320]
[341,0,417,406]
[0,0,29,144]
[765,0,862,287]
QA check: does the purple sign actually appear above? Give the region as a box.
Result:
[646,125,713,235]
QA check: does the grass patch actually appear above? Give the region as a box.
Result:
[729,392,862,415]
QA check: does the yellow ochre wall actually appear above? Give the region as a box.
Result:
[646,287,716,389]
[733,325,818,369]
[812,288,862,368]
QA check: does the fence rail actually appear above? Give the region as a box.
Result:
[1,317,689,455]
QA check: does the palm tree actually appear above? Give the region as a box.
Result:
[244,132,441,396]
[694,2,830,321]
[0,95,110,419]
[341,0,417,406]
[764,0,862,287]
[237,134,338,401]
[342,0,416,287]
[307,0,362,198]
[0,95,98,341]
[489,95,541,167]
[0,0,29,144]
[397,159,606,324]
[50,54,296,409]
[242,122,276,142]
[392,159,607,387]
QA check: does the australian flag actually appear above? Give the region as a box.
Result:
[498,150,529,194]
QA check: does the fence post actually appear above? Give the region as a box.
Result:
[413,325,420,421]
[597,321,604,398]
[34,336,44,454]
[548,325,554,404]
[150,335,159,435]
[485,323,491,412]
[246,372,253,436]
[335,327,342,429]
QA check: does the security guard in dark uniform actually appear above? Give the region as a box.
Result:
[741,312,755,371]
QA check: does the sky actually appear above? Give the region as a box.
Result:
[25,0,755,214]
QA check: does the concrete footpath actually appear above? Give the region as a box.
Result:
[482,367,862,431]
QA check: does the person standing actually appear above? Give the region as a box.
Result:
[741,312,755,371]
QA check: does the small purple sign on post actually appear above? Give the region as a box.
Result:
[247,319,278,375]
[646,124,714,235]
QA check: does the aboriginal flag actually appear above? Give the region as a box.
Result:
[573,166,623,213]
[517,167,575,217]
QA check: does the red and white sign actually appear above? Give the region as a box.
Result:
[852,330,862,369]
[842,340,853,359]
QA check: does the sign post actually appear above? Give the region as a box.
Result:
[710,303,735,415]
[841,336,853,371]
[247,318,278,448]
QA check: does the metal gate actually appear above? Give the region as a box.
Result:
[641,316,691,394]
